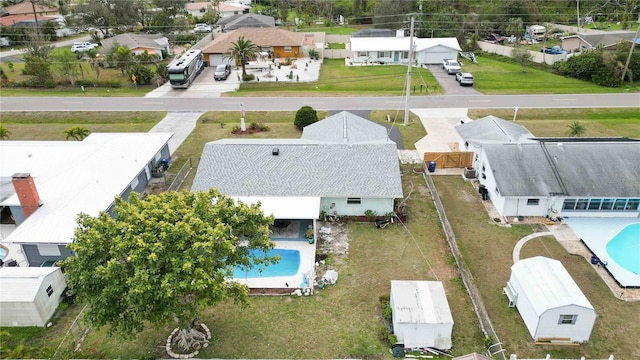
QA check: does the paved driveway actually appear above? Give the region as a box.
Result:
[426,65,482,95]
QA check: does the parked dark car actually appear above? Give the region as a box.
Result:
[484,33,506,44]
[541,46,567,55]
[213,64,231,81]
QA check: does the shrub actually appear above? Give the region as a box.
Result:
[75,80,122,88]
[231,125,242,134]
[294,105,318,130]
[364,209,377,220]
[242,73,255,82]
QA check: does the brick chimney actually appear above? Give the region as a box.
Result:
[12,173,42,219]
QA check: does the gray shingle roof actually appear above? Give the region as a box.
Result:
[217,13,275,30]
[485,141,640,197]
[101,33,167,52]
[302,111,392,144]
[192,140,403,198]
[456,116,534,143]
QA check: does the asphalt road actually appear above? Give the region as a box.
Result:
[1,93,638,112]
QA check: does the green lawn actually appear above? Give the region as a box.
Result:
[466,55,640,94]
[468,108,640,138]
[235,59,443,96]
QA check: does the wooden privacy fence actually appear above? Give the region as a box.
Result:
[423,151,474,168]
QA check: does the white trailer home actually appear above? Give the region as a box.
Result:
[504,256,596,343]
[390,280,454,350]
[0,267,67,327]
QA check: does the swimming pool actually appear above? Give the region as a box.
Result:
[233,248,300,278]
[566,218,640,287]
[606,223,640,275]
[0,245,7,260]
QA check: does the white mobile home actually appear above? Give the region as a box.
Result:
[0,267,67,327]
[504,257,596,343]
[390,280,453,350]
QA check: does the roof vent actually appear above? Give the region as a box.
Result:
[272,148,279,156]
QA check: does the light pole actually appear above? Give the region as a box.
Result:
[576,0,580,32]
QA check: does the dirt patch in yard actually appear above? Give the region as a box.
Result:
[315,221,350,266]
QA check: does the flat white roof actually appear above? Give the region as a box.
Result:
[233,196,321,219]
[350,37,461,52]
[0,267,60,302]
[391,280,454,325]
[0,133,173,244]
[511,256,594,314]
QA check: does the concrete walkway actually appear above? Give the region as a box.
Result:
[512,231,554,263]
[149,112,203,154]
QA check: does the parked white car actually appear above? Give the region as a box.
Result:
[71,42,98,53]
[455,72,474,86]
[194,24,212,33]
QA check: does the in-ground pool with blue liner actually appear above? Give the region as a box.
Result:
[0,246,7,260]
[233,248,300,278]
[606,223,640,275]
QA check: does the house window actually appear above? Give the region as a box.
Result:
[600,199,614,210]
[46,285,54,297]
[527,199,539,205]
[37,244,61,257]
[284,46,292,52]
[380,51,390,58]
[357,51,367,57]
[403,51,408,58]
[562,199,576,210]
[347,198,361,205]
[131,174,140,191]
[575,199,588,210]
[626,199,640,211]
[558,314,577,325]
[613,199,627,210]
[588,199,602,210]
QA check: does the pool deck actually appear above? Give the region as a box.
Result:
[546,221,640,301]
[233,220,318,293]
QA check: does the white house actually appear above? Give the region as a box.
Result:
[0,133,173,267]
[504,256,596,343]
[456,118,640,219]
[350,36,461,65]
[390,280,454,350]
[191,112,403,219]
[0,267,67,327]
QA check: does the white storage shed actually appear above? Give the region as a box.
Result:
[504,256,596,343]
[390,280,453,350]
[0,267,67,327]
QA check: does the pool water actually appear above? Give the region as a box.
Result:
[606,223,640,275]
[233,248,300,278]
[0,247,6,260]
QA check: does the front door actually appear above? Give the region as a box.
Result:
[393,51,399,62]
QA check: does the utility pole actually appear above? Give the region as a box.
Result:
[576,0,580,32]
[621,22,640,82]
[30,0,40,34]
[404,16,414,127]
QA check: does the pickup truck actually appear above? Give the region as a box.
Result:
[442,59,461,75]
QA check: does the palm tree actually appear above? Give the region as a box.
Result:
[64,126,91,141]
[87,49,101,81]
[225,36,260,77]
[0,126,11,140]
[566,121,586,137]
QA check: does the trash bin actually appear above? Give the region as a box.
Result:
[391,344,405,358]
[160,158,170,170]
[427,161,436,173]
[590,255,600,265]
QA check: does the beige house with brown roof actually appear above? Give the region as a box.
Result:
[201,27,304,66]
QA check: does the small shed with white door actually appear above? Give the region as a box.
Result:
[0,267,67,327]
[390,280,453,350]
[504,256,596,343]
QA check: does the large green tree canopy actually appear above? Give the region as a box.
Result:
[62,190,276,336]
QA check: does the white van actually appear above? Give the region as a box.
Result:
[526,25,546,41]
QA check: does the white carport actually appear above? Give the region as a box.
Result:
[505,256,596,343]
[0,267,67,327]
[390,280,453,350]
[233,196,321,219]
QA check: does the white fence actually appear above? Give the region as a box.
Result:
[476,41,571,65]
